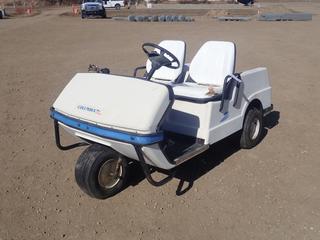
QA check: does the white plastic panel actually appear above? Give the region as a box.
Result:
[60,123,139,160]
[163,100,212,140]
[53,73,171,134]
[142,144,175,169]
[189,41,235,86]
[241,67,272,110]
[146,40,186,81]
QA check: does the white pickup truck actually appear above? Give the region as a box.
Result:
[81,0,106,18]
[103,0,125,10]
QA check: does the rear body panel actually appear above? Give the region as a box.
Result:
[163,67,272,145]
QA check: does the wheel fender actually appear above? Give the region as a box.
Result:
[241,98,263,127]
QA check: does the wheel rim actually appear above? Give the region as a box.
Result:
[250,118,260,140]
[98,158,123,189]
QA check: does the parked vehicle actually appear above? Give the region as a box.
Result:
[0,8,5,19]
[81,0,106,18]
[50,40,273,199]
[237,0,254,5]
[103,0,124,10]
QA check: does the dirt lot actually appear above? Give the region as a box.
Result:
[1,3,320,240]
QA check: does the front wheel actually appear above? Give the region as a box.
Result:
[240,107,263,149]
[75,144,128,199]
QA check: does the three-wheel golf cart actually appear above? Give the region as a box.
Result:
[50,40,273,199]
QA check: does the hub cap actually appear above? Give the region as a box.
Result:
[98,158,123,189]
[250,118,260,140]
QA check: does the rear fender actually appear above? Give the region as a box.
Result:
[240,67,272,117]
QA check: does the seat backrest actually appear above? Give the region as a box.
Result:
[146,40,186,81]
[188,41,235,86]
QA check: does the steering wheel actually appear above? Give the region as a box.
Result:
[142,43,180,80]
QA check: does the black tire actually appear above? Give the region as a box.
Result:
[240,107,263,149]
[115,4,120,10]
[0,10,3,19]
[101,11,106,18]
[128,15,136,21]
[136,15,144,22]
[151,15,158,22]
[75,144,128,199]
[159,15,166,22]
[81,11,86,19]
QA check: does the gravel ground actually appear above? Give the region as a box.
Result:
[0,3,320,240]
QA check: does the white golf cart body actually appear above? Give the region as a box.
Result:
[51,40,272,171]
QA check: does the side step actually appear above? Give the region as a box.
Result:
[174,143,209,165]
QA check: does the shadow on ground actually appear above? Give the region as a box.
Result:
[125,111,280,196]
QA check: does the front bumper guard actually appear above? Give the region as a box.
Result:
[50,109,174,186]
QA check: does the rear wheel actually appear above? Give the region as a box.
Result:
[240,107,263,149]
[0,10,3,19]
[115,4,121,10]
[75,144,128,199]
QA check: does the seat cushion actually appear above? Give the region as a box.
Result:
[189,41,235,86]
[172,83,223,99]
[146,40,186,81]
